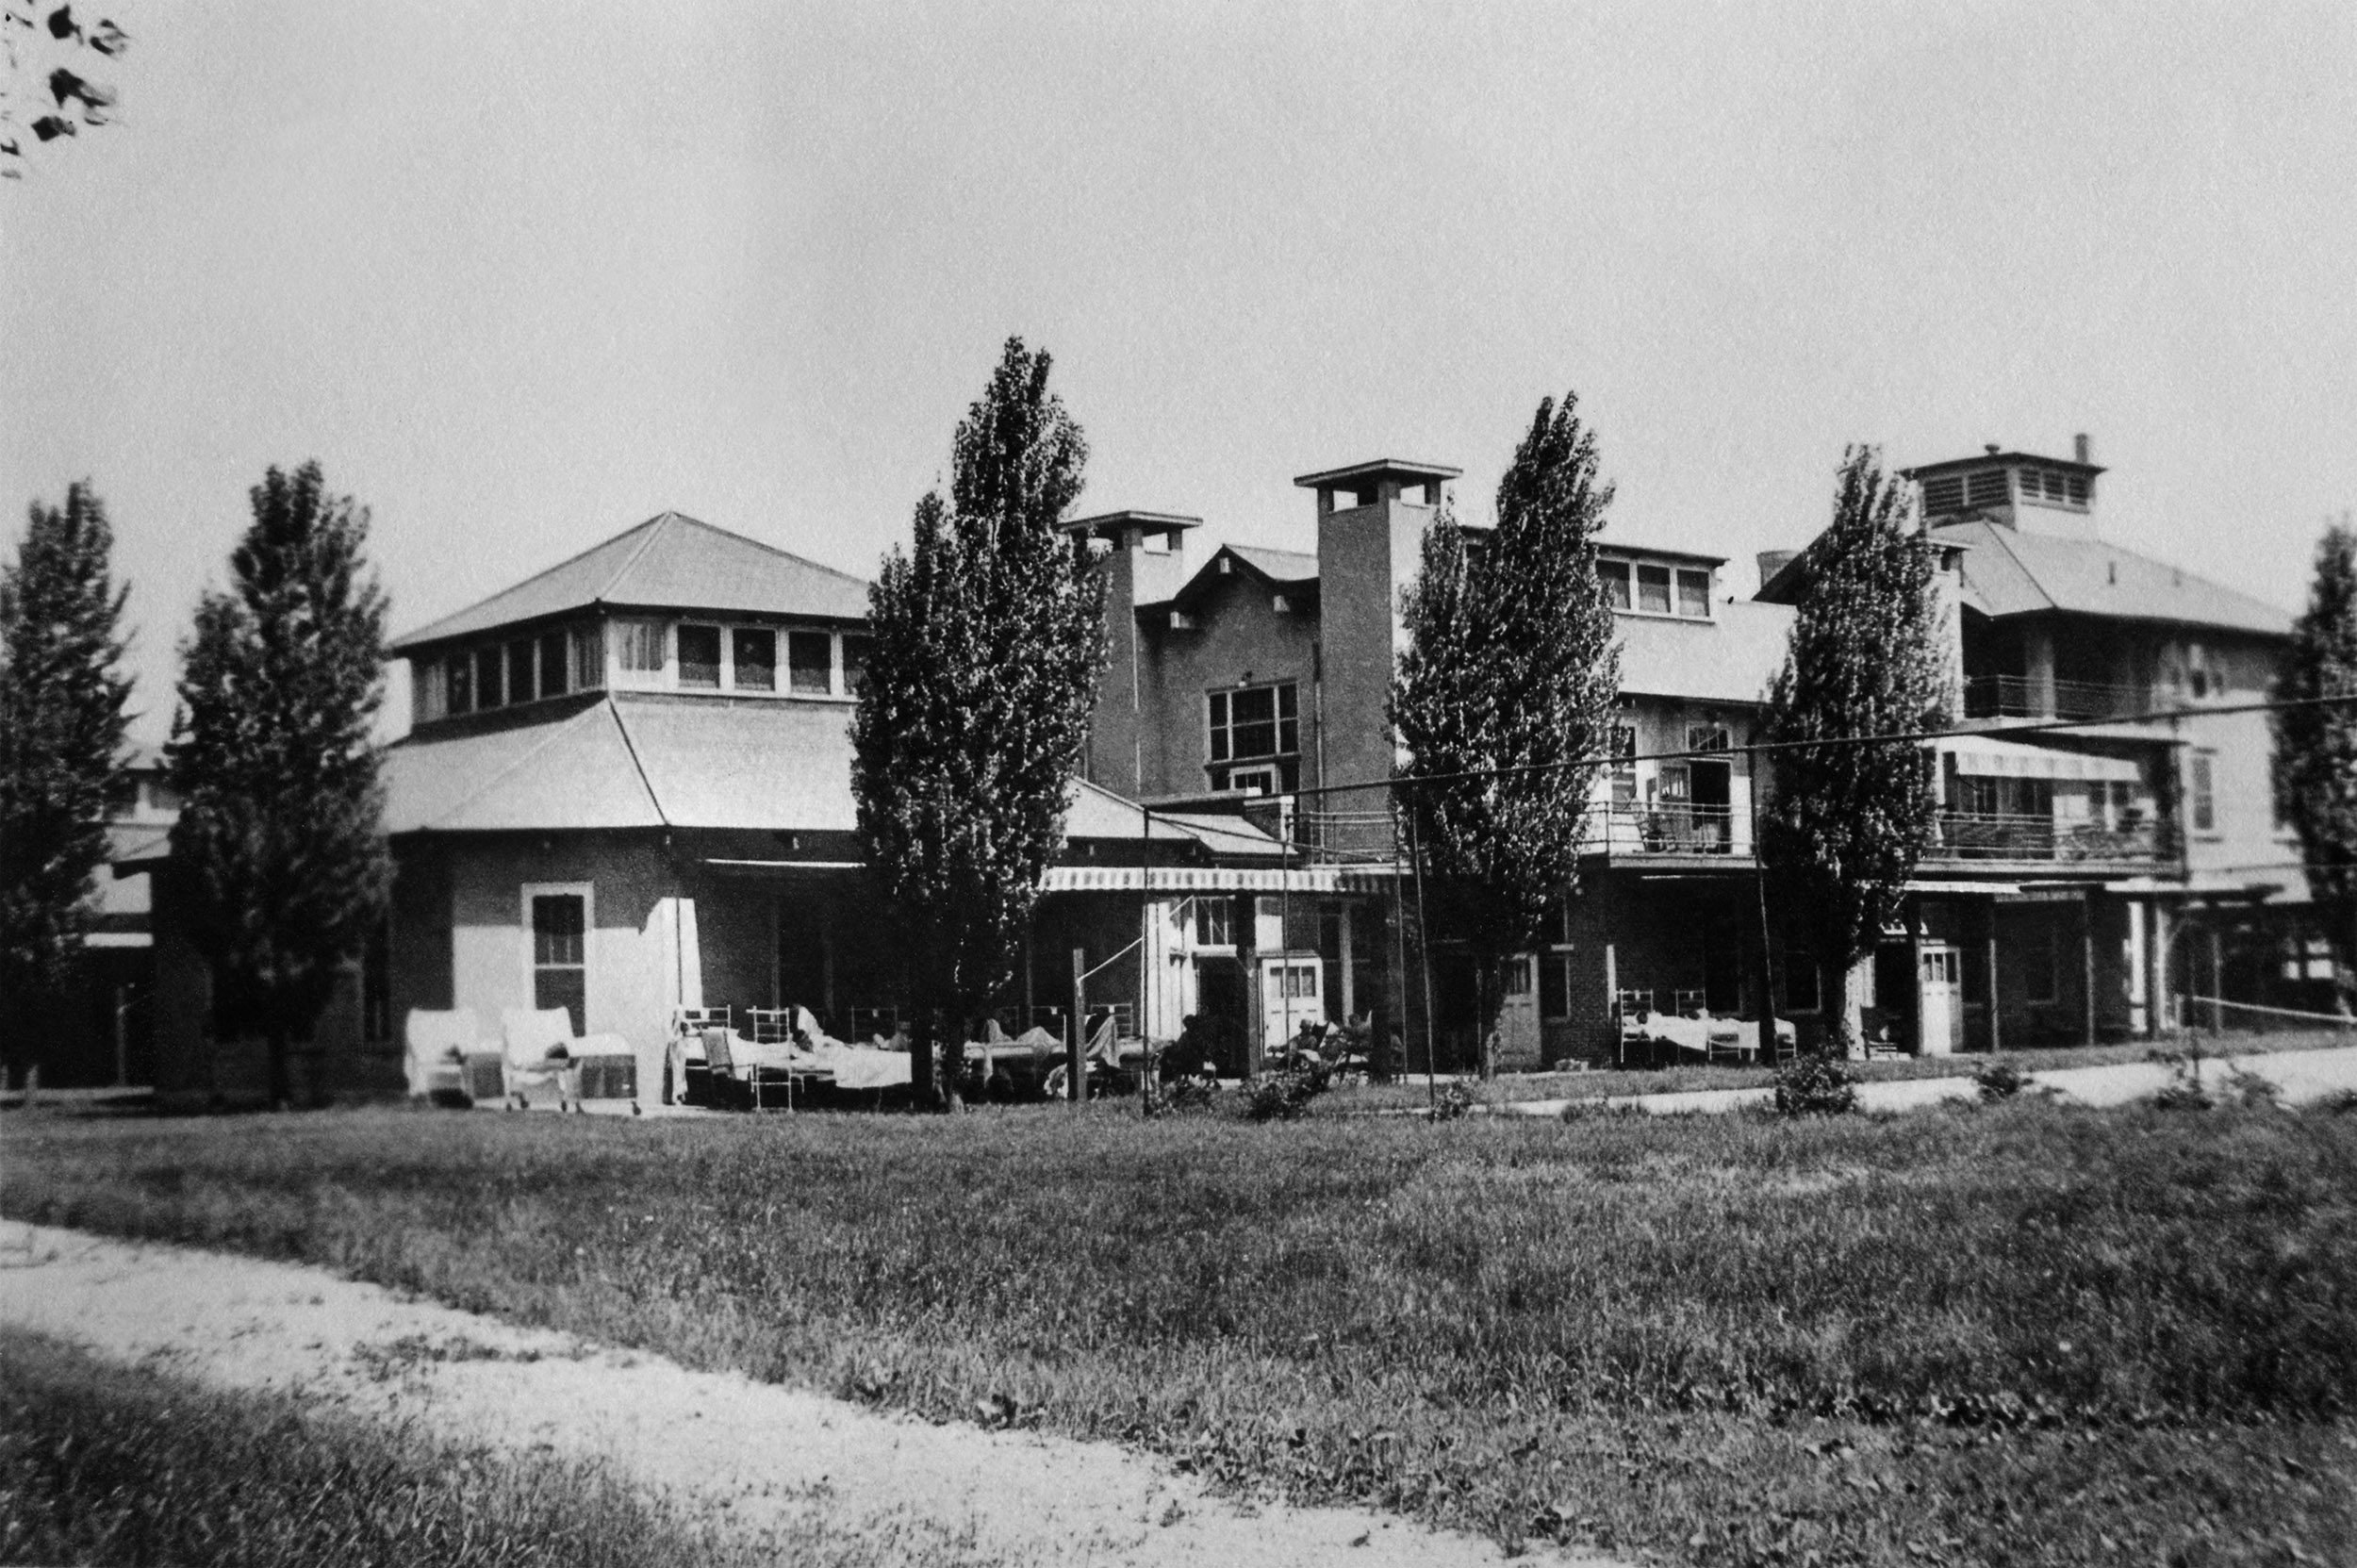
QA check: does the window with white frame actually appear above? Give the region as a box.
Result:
[415,657,449,723]
[2191,750,2217,834]
[474,645,506,709]
[1207,683,1299,792]
[525,885,591,1035]
[733,628,777,691]
[1598,559,1632,609]
[1675,569,1711,617]
[1193,896,1234,949]
[677,624,722,689]
[616,619,667,683]
[1636,564,1673,615]
[505,639,536,707]
[536,629,569,699]
[841,634,873,696]
[788,631,833,695]
[1609,723,1638,803]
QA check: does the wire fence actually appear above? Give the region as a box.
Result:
[2181,995,2357,1036]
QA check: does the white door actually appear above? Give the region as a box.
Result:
[1261,956,1324,1055]
[1498,954,1541,1065]
[1919,946,1963,1056]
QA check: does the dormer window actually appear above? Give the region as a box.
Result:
[678,624,722,689]
[1637,565,1673,614]
[788,632,832,695]
[617,620,667,681]
[733,629,777,691]
[1600,556,1714,619]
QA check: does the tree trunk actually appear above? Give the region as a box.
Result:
[926,1012,963,1114]
[1830,956,1868,1060]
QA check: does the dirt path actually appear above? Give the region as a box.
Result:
[0,1223,1623,1568]
[1502,1041,2357,1118]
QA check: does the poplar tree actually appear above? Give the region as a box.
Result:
[2271,519,2357,1005]
[1759,445,1949,1056]
[169,463,391,1106]
[852,338,1108,1108]
[0,482,131,1070]
[1392,392,1622,1075]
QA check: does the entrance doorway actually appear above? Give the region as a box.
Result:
[1192,958,1251,1078]
[1689,758,1732,851]
[1497,954,1541,1069]
[1260,955,1324,1055]
[1919,945,1964,1055]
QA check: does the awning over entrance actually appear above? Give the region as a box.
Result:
[1943,738,2142,784]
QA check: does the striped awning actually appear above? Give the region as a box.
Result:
[1039,865,1395,894]
[1944,739,2143,784]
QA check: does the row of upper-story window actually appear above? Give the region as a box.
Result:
[1599,558,1714,619]
[412,619,873,725]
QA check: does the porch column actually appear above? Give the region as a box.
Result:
[2083,900,2097,1045]
[2125,899,2150,1036]
[1339,904,1357,1023]
[1986,913,2002,1053]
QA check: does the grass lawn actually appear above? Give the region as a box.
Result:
[0,1326,1000,1568]
[8,1096,2357,1565]
[1329,1027,2357,1112]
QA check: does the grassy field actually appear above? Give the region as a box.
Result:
[8,1096,2357,1565]
[0,1326,1003,1568]
[1330,1027,2357,1111]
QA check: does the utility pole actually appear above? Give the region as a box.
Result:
[1070,947,1088,1106]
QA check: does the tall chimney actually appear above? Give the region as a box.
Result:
[2074,432,2091,466]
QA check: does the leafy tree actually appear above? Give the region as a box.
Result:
[0,480,130,1071]
[1391,393,1622,1076]
[1759,445,1949,1056]
[1,4,129,178]
[2271,518,2357,1004]
[168,462,391,1106]
[852,338,1107,1108]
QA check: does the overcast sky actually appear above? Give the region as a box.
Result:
[6,1,2354,744]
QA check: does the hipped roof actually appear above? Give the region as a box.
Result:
[1928,520,2290,636]
[383,694,1281,857]
[389,512,872,652]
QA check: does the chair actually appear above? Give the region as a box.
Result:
[501,1008,581,1111]
[404,1008,485,1104]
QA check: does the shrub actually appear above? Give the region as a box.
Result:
[1431,1081,1478,1122]
[1974,1059,2033,1103]
[1772,1051,1858,1116]
[1144,1078,1219,1119]
[2224,1065,2283,1110]
[2151,1048,2213,1112]
[2313,1087,2357,1115]
[1244,1061,1329,1122]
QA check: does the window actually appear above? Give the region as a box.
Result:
[1598,559,1632,609]
[1920,475,1966,514]
[474,645,505,709]
[1636,564,1673,615]
[2066,473,2089,504]
[1194,897,1233,949]
[572,624,605,690]
[733,628,777,691]
[617,619,666,680]
[536,630,569,699]
[1207,683,1299,791]
[788,631,832,695]
[507,640,536,705]
[1687,724,1731,754]
[2191,751,2217,834]
[1539,951,1572,1019]
[841,634,874,696]
[1966,470,2008,508]
[2184,641,2213,700]
[527,888,589,1035]
[1609,724,1638,803]
[447,652,474,715]
[415,657,448,723]
[1674,569,1711,618]
[677,624,721,689]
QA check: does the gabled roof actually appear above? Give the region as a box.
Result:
[388,512,871,653]
[1616,600,1793,704]
[1929,520,2290,636]
[1150,543,1320,615]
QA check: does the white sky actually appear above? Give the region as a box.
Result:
[5,1,2354,745]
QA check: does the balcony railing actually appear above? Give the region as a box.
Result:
[1927,811,2176,866]
[1962,674,2152,722]
[1603,801,1751,857]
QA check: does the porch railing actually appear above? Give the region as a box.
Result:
[1602,801,1751,857]
[1926,810,2176,866]
[1962,674,2153,722]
